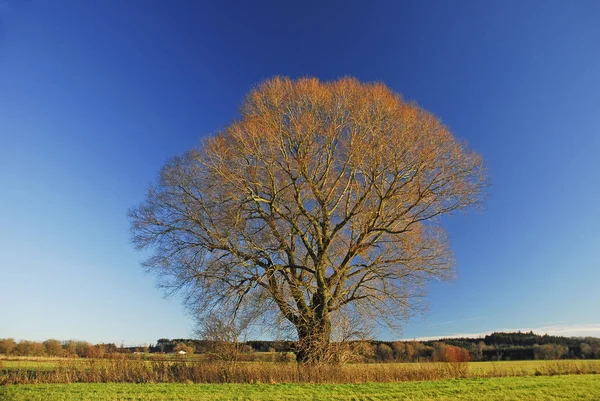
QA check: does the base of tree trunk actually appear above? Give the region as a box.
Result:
[295,327,332,364]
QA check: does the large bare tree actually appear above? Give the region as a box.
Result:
[130,77,486,363]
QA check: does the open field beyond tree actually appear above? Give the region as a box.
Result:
[2,375,600,401]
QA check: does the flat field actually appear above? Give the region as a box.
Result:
[1,375,600,400]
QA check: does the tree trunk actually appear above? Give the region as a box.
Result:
[295,315,332,364]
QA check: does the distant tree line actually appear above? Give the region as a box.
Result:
[427,331,600,361]
[0,338,120,358]
[151,332,600,362]
[2,332,599,362]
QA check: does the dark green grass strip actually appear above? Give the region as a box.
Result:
[2,374,600,400]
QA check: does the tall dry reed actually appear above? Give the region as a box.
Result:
[2,358,599,385]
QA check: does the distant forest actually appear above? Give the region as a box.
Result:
[4,332,597,362]
[150,332,600,362]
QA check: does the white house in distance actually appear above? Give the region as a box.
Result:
[177,350,187,355]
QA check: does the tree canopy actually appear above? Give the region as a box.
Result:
[130,77,486,362]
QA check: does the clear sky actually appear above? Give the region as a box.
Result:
[1,0,599,345]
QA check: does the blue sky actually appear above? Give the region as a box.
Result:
[1,0,599,345]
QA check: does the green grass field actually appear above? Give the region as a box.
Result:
[1,375,599,400]
[0,359,65,371]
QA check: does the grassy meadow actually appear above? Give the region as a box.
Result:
[2,375,600,400]
[2,356,600,400]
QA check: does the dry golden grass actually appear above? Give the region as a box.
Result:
[2,357,599,385]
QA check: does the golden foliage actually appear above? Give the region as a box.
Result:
[130,77,486,362]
